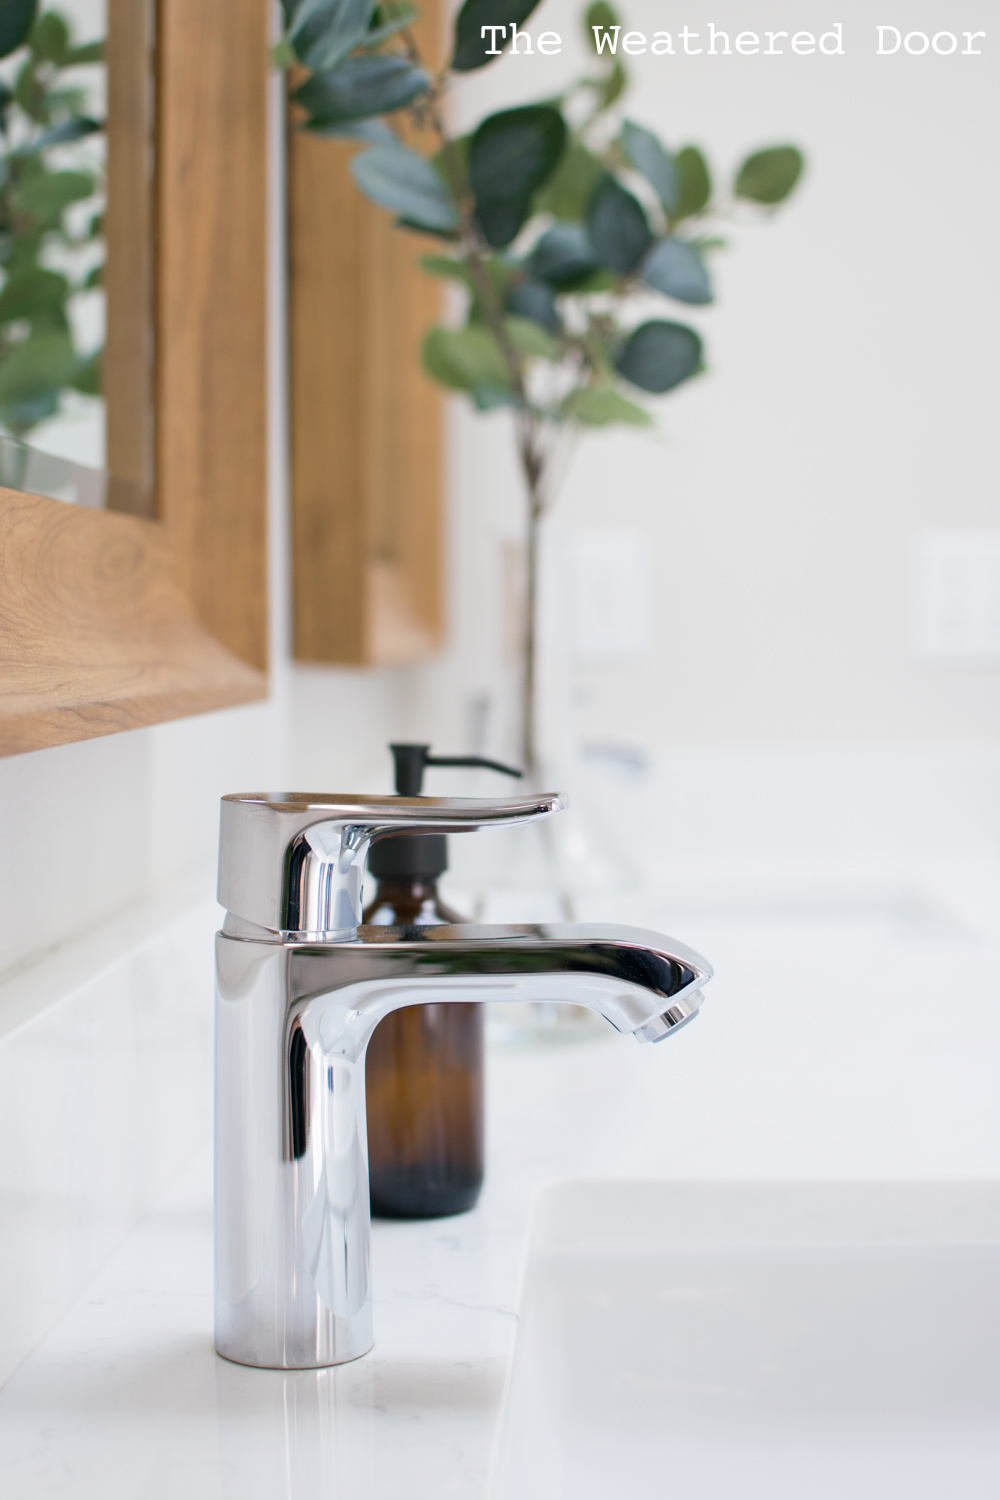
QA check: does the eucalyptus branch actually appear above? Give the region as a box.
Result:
[424,119,529,403]
[282,0,804,771]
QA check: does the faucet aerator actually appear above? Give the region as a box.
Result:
[636,1000,703,1044]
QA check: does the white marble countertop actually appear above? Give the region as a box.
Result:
[2,865,999,1497]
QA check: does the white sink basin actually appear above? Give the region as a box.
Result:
[491,1180,1000,1500]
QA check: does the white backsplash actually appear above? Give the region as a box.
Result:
[0,874,218,1387]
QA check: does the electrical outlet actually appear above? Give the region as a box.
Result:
[572,529,647,663]
[913,531,1000,663]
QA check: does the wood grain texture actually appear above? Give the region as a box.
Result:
[0,0,270,757]
[288,2,444,666]
[156,0,270,671]
[289,131,367,662]
[0,488,263,756]
[104,0,155,517]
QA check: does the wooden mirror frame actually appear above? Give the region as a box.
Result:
[287,0,445,668]
[0,0,270,757]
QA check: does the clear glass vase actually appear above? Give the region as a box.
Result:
[447,519,642,1041]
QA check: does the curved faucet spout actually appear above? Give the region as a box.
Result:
[214,922,711,1371]
[289,922,710,1057]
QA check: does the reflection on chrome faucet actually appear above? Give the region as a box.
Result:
[214,793,712,1371]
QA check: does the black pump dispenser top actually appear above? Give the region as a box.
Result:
[367,743,522,881]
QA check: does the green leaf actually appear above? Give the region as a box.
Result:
[421,323,512,396]
[64,39,104,64]
[505,315,559,360]
[30,10,68,63]
[506,279,560,334]
[452,0,542,72]
[70,346,101,394]
[530,223,598,288]
[289,0,374,70]
[420,254,471,285]
[562,385,651,426]
[734,146,803,205]
[272,36,297,68]
[351,144,457,232]
[615,320,702,394]
[0,390,57,430]
[586,0,625,80]
[587,174,652,274]
[27,302,68,334]
[42,83,86,116]
[584,2,628,100]
[641,237,712,305]
[569,267,615,293]
[396,216,457,241]
[462,256,512,318]
[0,264,67,322]
[293,54,430,124]
[15,59,47,123]
[585,1,619,50]
[420,318,551,399]
[432,134,470,190]
[469,105,566,248]
[305,116,395,144]
[532,141,603,222]
[0,330,76,406]
[360,3,419,48]
[12,169,96,226]
[600,60,626,107]
[0,0,36,59]
[674,146,711,219]
[622,120,677,215]
[84,261,101,288]
[13,115,101,155]
[471,385,519,411]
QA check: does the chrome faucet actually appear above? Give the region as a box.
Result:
[214,792,712,1370]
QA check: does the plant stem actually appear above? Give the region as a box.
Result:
[521,445,543,775]
[418,99,550,772]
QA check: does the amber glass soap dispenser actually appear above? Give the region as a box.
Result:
[364,743,521,1218]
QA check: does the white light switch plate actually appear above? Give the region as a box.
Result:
[913,531,1000,663]
[572,529,647,663]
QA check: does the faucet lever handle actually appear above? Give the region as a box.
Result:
[218,791,565,937]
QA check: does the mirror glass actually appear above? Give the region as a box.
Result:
[0,0,154,512]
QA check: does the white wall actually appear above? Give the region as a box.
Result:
[423,0,1000,758]
[3,0,999,984]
